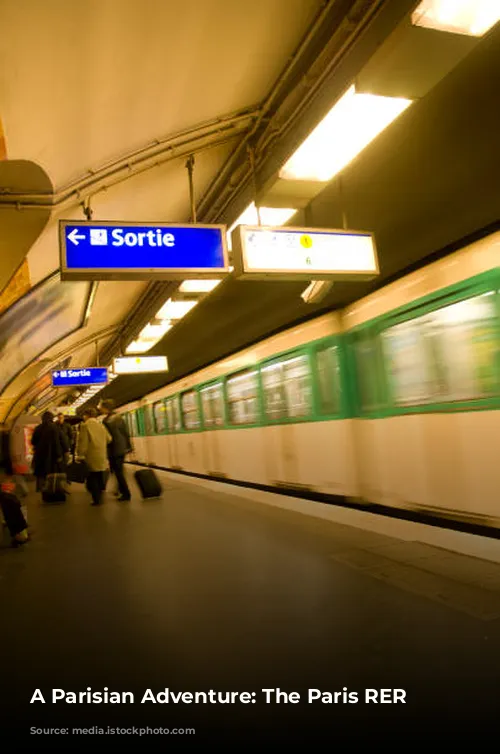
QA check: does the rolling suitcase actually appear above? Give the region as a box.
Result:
[134,468,162,499]
[42,473,67,503]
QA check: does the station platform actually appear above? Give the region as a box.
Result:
[2,465,500,742]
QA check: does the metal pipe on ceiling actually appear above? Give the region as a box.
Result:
[195,0,340,220]
[81,1,382,397]
[0,109,258,211]
[201,0,412,225]
[204,0,384,221]
[254,0,384,159]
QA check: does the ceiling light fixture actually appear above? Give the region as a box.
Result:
[279,84,412,183]
[156,298,198,321]
[178,279,221,293]
[139,321,172,340]
[125,340,153,354]
[411,0,500,37]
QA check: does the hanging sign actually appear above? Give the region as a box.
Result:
[51,367,108,387]
[231,225,379,280]
[112,356,169,374]
[59,220,230,280]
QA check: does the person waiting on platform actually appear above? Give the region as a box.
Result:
[55,413,73,490]
[76,408,112,506]
[31,411,65,494]
[98,399,132,501]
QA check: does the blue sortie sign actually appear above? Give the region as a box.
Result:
[59,221,229,280]
[52,367,108,387]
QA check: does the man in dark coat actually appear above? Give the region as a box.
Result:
[56,414,73,455]
[31,412,64,492]
[98,399,132,501]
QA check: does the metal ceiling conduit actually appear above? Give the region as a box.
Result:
[198,0,389,223]
[0,108,258,211]
[255,0,382,166]
[194,0,343,220]
[94,1,377,374]
[0,1,350,217]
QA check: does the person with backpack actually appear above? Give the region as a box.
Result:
[98,399,132,501]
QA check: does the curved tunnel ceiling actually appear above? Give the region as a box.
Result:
[96,17,500,408]
[0,160,53,298]
[0,0,386,421]
[1,0,498,418]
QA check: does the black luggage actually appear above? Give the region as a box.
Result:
[66,458,89,484]
[134,468,162,499]
[42,473,67,503]
[0,490,28,539]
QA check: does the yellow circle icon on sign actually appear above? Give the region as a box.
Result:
[300,234,313,249]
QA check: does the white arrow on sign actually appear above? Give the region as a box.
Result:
[67,228,86,245]
[53,371,59,377]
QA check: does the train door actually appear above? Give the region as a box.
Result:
[166,397,181,469]
[151,400,169,468]
[260,354,312,487]
[142,403,155,465]
[200,382,224,475]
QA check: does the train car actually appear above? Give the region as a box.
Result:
[119,229,500,529]
[344,229,500,528]
[120,310,358,499]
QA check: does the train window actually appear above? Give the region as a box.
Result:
[426,293,499,402]
[354,330,386,412]
[200,383,224,428]
[261,354,312,420]
[314,344,341,415]
[129,410,139,437]
[383,292,499,406]
[181,390,200,430]
[283,355,312,417]
[382,319,434,406]
[143,404,155,436]
[153,400,168,434]
[226,370,259,425]
[261,362,286,419]
[166,397,181,432]
[137,408,147,436]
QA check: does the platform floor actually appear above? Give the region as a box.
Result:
[2,466,500,742]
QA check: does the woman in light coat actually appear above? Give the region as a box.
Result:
[76,408,112,506]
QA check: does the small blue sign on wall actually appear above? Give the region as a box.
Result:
[59,220,230,281]
[51,367,108,387]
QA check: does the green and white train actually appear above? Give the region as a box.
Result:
[120,229,500,530]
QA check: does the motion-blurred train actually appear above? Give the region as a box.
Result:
[120,229,500,530]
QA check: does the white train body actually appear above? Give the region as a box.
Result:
[120,230,500,529]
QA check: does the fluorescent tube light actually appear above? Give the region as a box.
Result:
[156,299,197,320]
[126,340,153,354]
[178,279,221,293]
[279,85,412,182]
[412,0,500,37]
[139,322,172,340]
